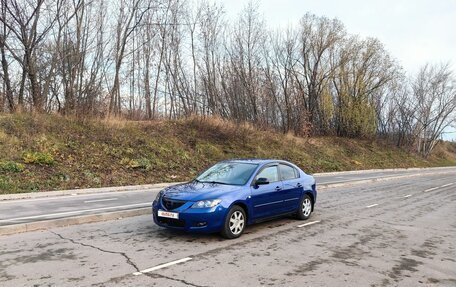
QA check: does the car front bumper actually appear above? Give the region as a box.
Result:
[152,199,227,233]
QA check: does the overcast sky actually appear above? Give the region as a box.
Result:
[219,0,456,76]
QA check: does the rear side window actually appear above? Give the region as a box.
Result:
[280,164,299,180]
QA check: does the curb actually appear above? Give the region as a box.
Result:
[0,208,150,236]
[0,182,182,201]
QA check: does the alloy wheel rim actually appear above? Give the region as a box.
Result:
[229,211,245,235]
[302,198,312,217]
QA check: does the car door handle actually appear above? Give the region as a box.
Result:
[296,183,302,188]
[275,186,282,191]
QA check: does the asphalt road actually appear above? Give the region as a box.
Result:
[0,167,454,226]
[1,170,455,286]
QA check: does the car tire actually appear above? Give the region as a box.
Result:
[297,194,313,220]
[221,205,246,239]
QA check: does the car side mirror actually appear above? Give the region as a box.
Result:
[255,177,269,186]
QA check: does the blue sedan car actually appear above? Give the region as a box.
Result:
[152,159,316,238]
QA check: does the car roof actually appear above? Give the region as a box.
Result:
[223,158,288,165]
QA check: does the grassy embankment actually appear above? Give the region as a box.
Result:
[0,113,455,194]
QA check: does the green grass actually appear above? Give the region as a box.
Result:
[0,113,455,194]
[0,161,24,172]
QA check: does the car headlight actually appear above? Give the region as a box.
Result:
[155,191,163,202]
[191,199,222,208]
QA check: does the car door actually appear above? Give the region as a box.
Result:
[250,165,284,219]
[279,163,302,211]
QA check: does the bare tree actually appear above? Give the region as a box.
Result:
[0,0,57,111]
[108,0,150,116]
[228,1,265,123]
[332,37,396,137]
[197,0,224,116]
[413,63,456,157]
[264,28,299,133]
[294,13,345,134]
[0,0,13,111]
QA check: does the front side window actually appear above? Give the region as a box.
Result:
[196,162,258,185]
[255,166,279,183]
[280,164,299,180]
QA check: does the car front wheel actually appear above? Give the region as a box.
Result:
[221,205,246,239]
[297,194,312,220]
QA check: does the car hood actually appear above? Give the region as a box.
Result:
[161,181,241,201]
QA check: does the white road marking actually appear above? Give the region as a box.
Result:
[424,187,439,192]
[366,204,379,208]
[323,175,386,184]
[297,220,320,228]
[133,257,193,276]
[441,183,454,188]
[0,203,150,223]
[84,198,118,203]
[403,194,412,198]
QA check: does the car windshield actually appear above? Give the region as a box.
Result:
[196,162,259,185]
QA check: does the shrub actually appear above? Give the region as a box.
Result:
[23,152,55,165]
[120,157,151,170]
[0,176,13,191]
[84,171,101,185]
[195,142,223,158]
[0,161,25,173]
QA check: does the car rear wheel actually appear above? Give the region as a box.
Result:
[297,194,312,220]
[221,205,246,239]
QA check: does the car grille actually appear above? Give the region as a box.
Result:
[157,217,186,228]
[162,197,186,211]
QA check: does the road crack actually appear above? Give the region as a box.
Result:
[50,231,205,287]
[49,230,140,273]
[143,272,208,287]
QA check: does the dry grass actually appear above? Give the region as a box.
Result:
[0,113,455,194]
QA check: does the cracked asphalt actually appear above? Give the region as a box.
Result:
[0,171,455,287]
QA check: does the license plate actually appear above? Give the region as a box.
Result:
[158,210,179,219]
